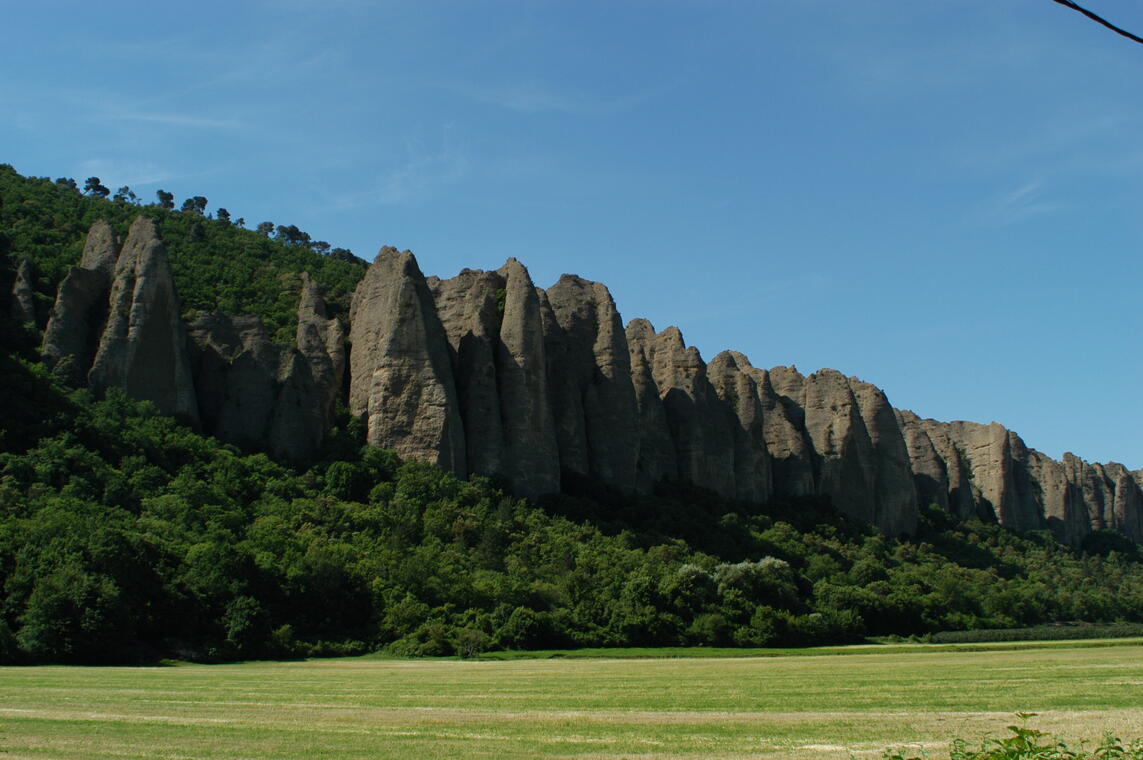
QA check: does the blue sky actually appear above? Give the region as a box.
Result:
[5,0,1143,468]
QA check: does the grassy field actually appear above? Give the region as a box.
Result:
[3,640,1143,759]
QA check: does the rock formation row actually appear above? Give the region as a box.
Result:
[31,220,1143,544]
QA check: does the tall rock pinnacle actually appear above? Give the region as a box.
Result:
[543,275,640,491]
[41,221,121,383]
[87,217,199,424]
[10,259,37,325]
[349,247,465,474]
[494,258,560,496]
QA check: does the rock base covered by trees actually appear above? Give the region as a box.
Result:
[16,197,1142,546]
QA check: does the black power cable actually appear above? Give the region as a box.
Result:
[1051,0,1143,46]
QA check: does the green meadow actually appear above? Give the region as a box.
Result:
[3,640,1142,760]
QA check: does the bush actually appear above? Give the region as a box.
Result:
[882,716,1143,759]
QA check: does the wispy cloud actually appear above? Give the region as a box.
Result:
[986,179,1059,224]
[452,78,681,116]
[962,113,1143,179]
[377,137,470,205]
[32,87,250,134]
[322,131,471,211]
[460,80,586,114]
[111,111,245,130]
[75,159,175,189]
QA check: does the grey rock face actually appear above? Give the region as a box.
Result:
[1022,448,1082,542]
[850,378,917,535]
[708,351,773,503]
[41,222,123,383]
[899,410,1002,522]
[42,267,108,383]
[635,324,735,497]
[894,410,1143,545]
[10,259,37,325]
[799,369,879,526]
[426,260,562,496]
[32,219,1143,543]
[538,286,587,480]
[88,217,199,424]
[296,272,346,431]
[269,347,329,461]
[78,220,120,277]
[495,259,560,497]
[189,313,282,448]
[946,421,1028,528]
[755,367,816,498]
[625,318,678,491]
[1106,463,1143,542]
[430,268,508,479]
[189,310,329,461]
[895,409,950,512]
[348,247,465,474]
[543,275,639,490]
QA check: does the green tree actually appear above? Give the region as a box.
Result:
[181,196,208,215]
[83,177,109,197]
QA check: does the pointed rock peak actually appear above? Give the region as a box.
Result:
[10,258,37,324]
[79,220,120,276]
[896,408,922,424]
[298,272,328,318]
[370,246,424,279]
[497,257,532,283]
[88,214,198,425]
[769,364,804,379]
[657,325,687,350]
[809,367,847,383]
[125,215,160,242]
[114,216,166,274]
[555,272,588,288]
[625,318,656,341]
[711,350,753,371]
[548,273,619,308]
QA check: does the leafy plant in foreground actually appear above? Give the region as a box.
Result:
[881,715,1143,760]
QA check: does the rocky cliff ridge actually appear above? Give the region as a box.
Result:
[34,218,1143,543]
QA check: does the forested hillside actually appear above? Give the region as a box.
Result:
[0,165,366,342]
[3,165,1142,664]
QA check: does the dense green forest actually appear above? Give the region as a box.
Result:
[3,165,1143,664]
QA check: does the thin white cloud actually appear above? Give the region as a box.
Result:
[375,139,471,205]
[76,159,174,189]
[320,132,471,211]
[453,78,682,117]
[35,87,250,133]
[986,179,1058,224]
[461,80,586,114]
[112,111,245,130]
